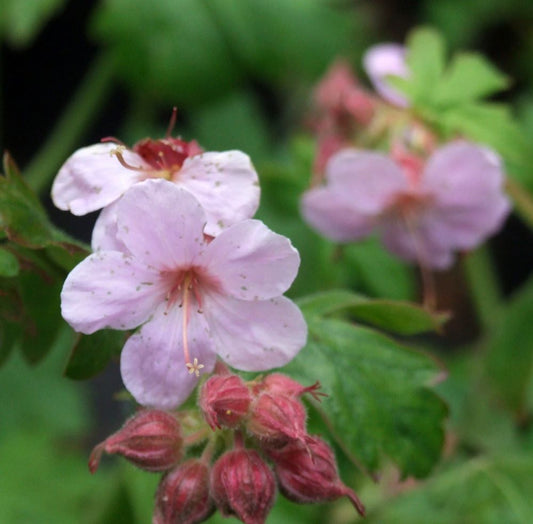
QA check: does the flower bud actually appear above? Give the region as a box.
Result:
[89,410,183,473]
[210,448,276,524]
[248,392,308,447]
[269,436,365,516]
[260,373,327,402]
[199,374,251,430]
[153,459,213,524]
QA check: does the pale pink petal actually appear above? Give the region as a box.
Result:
[202,293,307,371]
[325,149,408,214]
[363,43,409,107]
[421,141,511,246]
[115,180,207,270]
[51,143,144,215]
[301,186,375,242]
[176,151,260,236]
[380,214,454,269]
[120,303,215,409]
[60,251,166,334]
[91,202,129,253]
[198,220,300,301]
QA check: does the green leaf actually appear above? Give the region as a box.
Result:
[284,317,447,477]
[484,275,533,417]
[372,455,533,524]
[298,289,447,335]
[434,53,510,106]
[0,247,19,277]
[64,329,126,380]
[405,27,446,104]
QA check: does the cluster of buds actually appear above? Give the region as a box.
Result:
[90,369,365,523]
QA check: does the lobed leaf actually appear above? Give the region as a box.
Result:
[284,315,447,477]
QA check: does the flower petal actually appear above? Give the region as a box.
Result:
[363,43,409,107]
[177,151,260,236]
[199,219,300,301]
[120,303,215,409]
[421,141,511,247]
[325,149,408,214]
[115,180,207,270]
[301,186,375,242]
[51,143,143,215]
[202,293,307,371]
[61,251,165,334]
[91,201,129,252]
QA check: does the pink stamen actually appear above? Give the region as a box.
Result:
[166,106,178,138]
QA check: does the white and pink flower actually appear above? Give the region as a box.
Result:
[61,179,307,409]
[51,136,260,244]
[301,141,511,269]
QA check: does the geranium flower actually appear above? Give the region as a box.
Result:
[363,43,409,108]
[51,136,260,243]
[61,179,307,409]
[301,141,510,269]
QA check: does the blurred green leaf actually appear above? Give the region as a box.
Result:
[65,329,125,380]
[485,274,533,417]
[0,247,20,276]
[434,53,510,106]
[284,316,447,478]
[370,455,533,524]
[298,289,447,335]
[0,0,67,47]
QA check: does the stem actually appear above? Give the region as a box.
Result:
[463,246,502,332]
[24,53,115,194]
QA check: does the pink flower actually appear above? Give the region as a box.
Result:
[301,141,511,269]
[61,179,307,409]
[363,43,409,107]
[51,137,260,242]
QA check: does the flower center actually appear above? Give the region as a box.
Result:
[165,269,205,377]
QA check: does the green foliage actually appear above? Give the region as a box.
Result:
[485,275,533,418]
[285,297,448,478]
[0,0,67,47]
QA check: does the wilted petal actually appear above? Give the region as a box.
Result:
[61,251,165,334]
[203,293,307,371]
[91,202,129,252]
[363,43,409,107]
[120,303,215,409]
[199,220,300,301]
[51,143,144,215]
[177,151,260,236]
[115,180,207,270]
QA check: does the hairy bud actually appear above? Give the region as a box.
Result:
[210,448,276,524]
[199,374,251,430]
[269,436,365,516]
[248,392,308,447]
[259,373,326,401]
[89,410,182,473]
[153,459,213,524]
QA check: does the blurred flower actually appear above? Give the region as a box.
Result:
[301,141,510,269]
[363,43,409,107]
[61,179,307,408]
[51,137,260,240]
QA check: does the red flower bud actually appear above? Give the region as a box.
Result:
[260,373,327,402]
[248,392,308,447]
[210,448,276,524]
[153,459,213,524]
[269,436,365,516]
[199,374,252,430]
[89,410,183,473]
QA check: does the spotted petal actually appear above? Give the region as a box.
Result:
[51,143,144,215]
[203,293,307,371]
[60,251,165,334]
[120,303,215,409]
[177,151,260,236]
